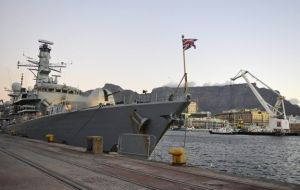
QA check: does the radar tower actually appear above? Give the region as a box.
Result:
[17,39,69,86]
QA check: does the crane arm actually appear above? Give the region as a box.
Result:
[246,72,281,96]
[231,70,275,116]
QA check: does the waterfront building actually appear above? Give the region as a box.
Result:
[187,117,227,129]
[288,115,300,133]
[186,101,197,113]
[215,108,269,127]
[189,111,211,118]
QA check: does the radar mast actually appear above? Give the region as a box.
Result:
[17,39,69,86]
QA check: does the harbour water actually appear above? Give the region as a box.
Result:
[150,130,300,185]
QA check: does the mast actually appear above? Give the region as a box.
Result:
[17,39,67,87]
[181,35,197,96]
[182,35,188,95]
[36,40,53,85]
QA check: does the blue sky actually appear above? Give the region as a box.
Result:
[0,0,299,104]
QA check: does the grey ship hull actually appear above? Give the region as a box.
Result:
[12,100,189,155]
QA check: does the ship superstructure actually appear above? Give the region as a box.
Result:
[4,39,116,123]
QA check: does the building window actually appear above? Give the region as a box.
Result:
[277,121,281,127]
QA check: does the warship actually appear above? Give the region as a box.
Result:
[0,40,190,157]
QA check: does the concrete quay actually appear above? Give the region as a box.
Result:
[0,134,299,190]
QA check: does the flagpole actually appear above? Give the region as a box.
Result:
[182,35,188,148]
[182,35,188,95]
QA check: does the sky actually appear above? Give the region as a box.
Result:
[0,0,299,105]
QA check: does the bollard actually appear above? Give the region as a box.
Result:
[10,128,16,136]
[86,136,103,154]
[45,134,54,143]
[168,147,186,166]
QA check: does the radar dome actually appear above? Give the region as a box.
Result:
[11,82,22,92]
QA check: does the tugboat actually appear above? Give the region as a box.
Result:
[209,125,234,135]
[0,39,190,157]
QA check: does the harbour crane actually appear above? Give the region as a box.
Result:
[231,70,289,133]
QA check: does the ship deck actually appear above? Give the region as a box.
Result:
[0,133,298,190]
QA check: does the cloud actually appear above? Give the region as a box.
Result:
[163,80,233,88]
[202,80,232,87]
[289,98,300,106]
[163,81,197,88]
[202,82,212,86]
[163,81,178,87]
[188,81,196,87]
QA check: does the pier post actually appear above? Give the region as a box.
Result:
[86,136,103,154]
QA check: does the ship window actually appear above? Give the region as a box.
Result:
[69,91,74,94]
[62,89,67,93]
[56,89,61,92]
[48,88,54,92]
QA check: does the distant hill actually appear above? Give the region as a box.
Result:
[103,83,138,104]
[103,83,300,115]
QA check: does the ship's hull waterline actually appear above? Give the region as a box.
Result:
[11,100,189,154]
